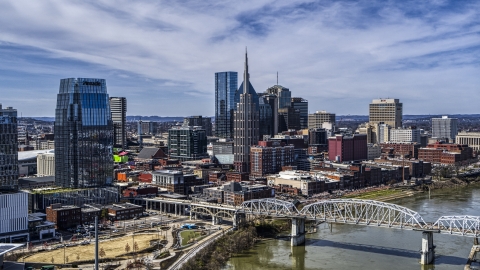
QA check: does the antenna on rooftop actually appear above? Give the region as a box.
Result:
[277,72,278,85]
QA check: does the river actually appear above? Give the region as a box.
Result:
[225,184,480,270]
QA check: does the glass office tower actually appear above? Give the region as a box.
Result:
[215,72,238,139]
[0,104,18,190]
[54,78,114,188]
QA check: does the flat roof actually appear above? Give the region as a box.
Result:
[0,243,24,256]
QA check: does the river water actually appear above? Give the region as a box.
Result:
[225,184,480,270]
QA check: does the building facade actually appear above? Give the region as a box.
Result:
[233,51,259,173]
[0,104,18,190]
[432,116,458,142]
[37,152,55,177]
[215,71,238,139]
[291,97,308,129]
[308,111,336,129]
[328,134,368,162]
[46,203,82,229]
[183,116,213,136]
[390,127,421,143]
[369,99,402,128]
[0,192,29,242]
[168,126,208,161]
[250,141,295,178]
[456,132,480,152]
[54,78,114,188]
[109,97,127,149]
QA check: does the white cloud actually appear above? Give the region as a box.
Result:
[0,0,479,116]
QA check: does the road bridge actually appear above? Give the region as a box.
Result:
[144,197,479,265]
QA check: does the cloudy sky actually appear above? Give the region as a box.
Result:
[0,0,479,117]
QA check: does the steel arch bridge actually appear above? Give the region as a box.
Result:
[300,199,427,229]
[432,216,480,237]
[237,198,299,217]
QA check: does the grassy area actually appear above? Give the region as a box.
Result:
[22,233,160,264]
[343,189,403,200]
[31,188,83,194]
[180,230,203,246]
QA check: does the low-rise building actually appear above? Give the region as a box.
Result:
[107,203,143,221]
[0,191,29,243]
[223,182,274,206]
[456,132,480,152]
[418,142,473,164]
[46,203,82,229]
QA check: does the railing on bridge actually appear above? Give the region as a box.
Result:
[432,215,480,237]
[300,199,427,230]
[238,198,299,217]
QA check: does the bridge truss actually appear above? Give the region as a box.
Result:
[432,216,480,237]
[238,198,299,217]
[300,199,426,229]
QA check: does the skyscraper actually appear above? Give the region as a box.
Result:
[266,85,291,109]
[54,78,114,188]
[432,116,458,142]
[0,104,18,190]
[369,98,403,128]
[234,51,259,173]
[215,71,238,138]
[109,97,127,149]
[291,97,308,129]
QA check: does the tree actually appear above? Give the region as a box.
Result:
[133,241,139,253]
[99,247,106,258]
[125,243,131,254]
[76,254,80,261]
[51,257,54,264]
[66,256,69,263]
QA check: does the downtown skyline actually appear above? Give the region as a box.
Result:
[0,0,479,117]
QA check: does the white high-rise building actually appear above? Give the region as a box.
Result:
[432,116,458,142]
[37,151,55,177]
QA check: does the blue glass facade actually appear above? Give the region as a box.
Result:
[215,72,237,138]
[54,78,114,188]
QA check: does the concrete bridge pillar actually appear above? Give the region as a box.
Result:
[420,231,434,265]
[233,213,245,229]
[291,217,306,246]
[212,216,217,225]
[175,204,178,216]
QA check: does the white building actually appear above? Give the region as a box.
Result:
[37,151,55,176]
[367,144,382,160]
[432,116,458,142]
[0,192,29,242]
[456,132,480,151]
[390,128,421,143]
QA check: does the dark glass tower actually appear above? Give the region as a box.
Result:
[0,104,18,190]
[215,72,237,139]
[54,78,114,188]
[109,97,127,149]
[234,51,259,173]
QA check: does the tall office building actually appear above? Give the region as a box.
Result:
[183,116,213,136]
[291,97,308,129]
[215,72,238,138]
[54,78,114,188]
[168,126,208,161]
[234,51,259,173]
[308,111,336,129]
[266,85,291,109]
[109,97,127,149]
[369,98,403,128]
[0,104,18,190]
[432,116,458,142]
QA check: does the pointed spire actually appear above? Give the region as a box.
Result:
[243,47,249,94]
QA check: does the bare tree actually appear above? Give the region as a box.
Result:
[125,243,131,253]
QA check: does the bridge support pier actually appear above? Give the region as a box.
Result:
[291,217,306,246]
[212,216,217,225]
[233,213,246,229]
[420,231,435,265]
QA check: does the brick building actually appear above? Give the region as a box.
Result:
[380,142,421,159]
[328,134,368,162]
[250,141,295,178]
[106,203,143,221]
[123,185,158,198]
[223,182,274,206]
[46,204,82,229]
[418,142,473,164]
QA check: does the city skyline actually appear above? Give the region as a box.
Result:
[0,1,479,117]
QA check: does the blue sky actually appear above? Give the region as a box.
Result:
[0,0,479,117]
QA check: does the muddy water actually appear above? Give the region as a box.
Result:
[225,185,480,270]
